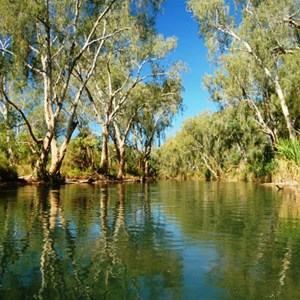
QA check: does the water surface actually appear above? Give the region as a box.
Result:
[0,181,300,299]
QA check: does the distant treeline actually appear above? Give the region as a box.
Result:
[155,0,300,182]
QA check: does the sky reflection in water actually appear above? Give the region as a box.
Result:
[0,181,300,299]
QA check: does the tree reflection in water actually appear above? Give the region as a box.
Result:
[2,182,300,299]
[156,181,300,300]
[0,184,183,299]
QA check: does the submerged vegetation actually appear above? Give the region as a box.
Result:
[0,0,300,183]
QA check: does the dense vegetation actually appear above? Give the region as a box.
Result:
[0,0,183,181]
[0,0,300,183]
[155,0,300,182]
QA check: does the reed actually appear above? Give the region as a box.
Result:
[276,139,300,166]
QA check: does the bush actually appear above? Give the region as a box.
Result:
[0,151,18,181]
[62,130,102,176]
[248,143,275,181]
[276,139,300,166]
[272,159,300,183]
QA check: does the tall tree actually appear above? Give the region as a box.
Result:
[0,0,124,181]
[0,90,16,167]
[155,105,274,181]
[188,0,300,140]
[203,51,279,144]
[110,84,146,179]
[133,78,183,179]
[80,1,179,175]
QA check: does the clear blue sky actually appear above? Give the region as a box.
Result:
[156,0,216,136]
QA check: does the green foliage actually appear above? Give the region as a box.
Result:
[154,136,188,178]
[62,129,102,176]
[276,139,300,166]
[123,146,140,176]
[155,105,276,181]
[248,143,275,180]
[0,151,17,181]
[176,0,300,182]
[189,0,300,141]
[0,0,178,181]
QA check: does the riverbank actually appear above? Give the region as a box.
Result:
[0,172,299,189]
[8,174,144,185]
[261,180,300,192]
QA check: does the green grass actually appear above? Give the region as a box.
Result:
[276,139,300,166]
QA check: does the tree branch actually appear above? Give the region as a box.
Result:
[73,0,117,62]
[0,85,42,144]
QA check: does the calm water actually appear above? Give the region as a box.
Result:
[0,181,300,299]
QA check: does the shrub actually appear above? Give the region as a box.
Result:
[0,151,18,181]
[276,139,300,166]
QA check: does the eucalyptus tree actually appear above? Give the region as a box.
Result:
[154,135,187,178]
[203,51,280,144]
[132,78,183,179]
[0,0,126,180]
[109,83,147,179]
[0,31,20,168]
[0,96,16,167]
[109,63,183,179]
[156,105,273,180]
[188,0,300,140]
[176,112,232,180]
[80,2,179,175]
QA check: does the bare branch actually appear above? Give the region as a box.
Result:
[279,9,300,29]
[85,27,129,48]
[25,61,44,75]
[245,0,254,15]
[29,45,39,54]
[289,8,300,19]
[0,47,14,56]
[0,36,11,51]
[0,45,45,75]
[282,18,300,29]
[74,0,117,61]
[59,19,108,122]
[51,45,64,60]
[107,58,113,97]
[0,85,42,144]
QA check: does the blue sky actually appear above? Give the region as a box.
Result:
[156,0,216,136]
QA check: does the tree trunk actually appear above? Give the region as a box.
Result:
[33,131,53,180]
[6,127,15,167]
[100,126,109,174]
[144,158,149,178]
[139,156,148,181]
[117,144,126,179]
[4,102,15,167]
[219,27,297,141]
[142,144,152,180]
[33,150,50,181]
[50,137,59,176]
[49,152,63,179]
[49,118,78,178]
[274,76,297,140]
[34,46,55,181]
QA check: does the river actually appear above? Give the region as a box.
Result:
[0,181,299,299]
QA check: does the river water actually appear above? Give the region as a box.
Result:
[0,181,300,299]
